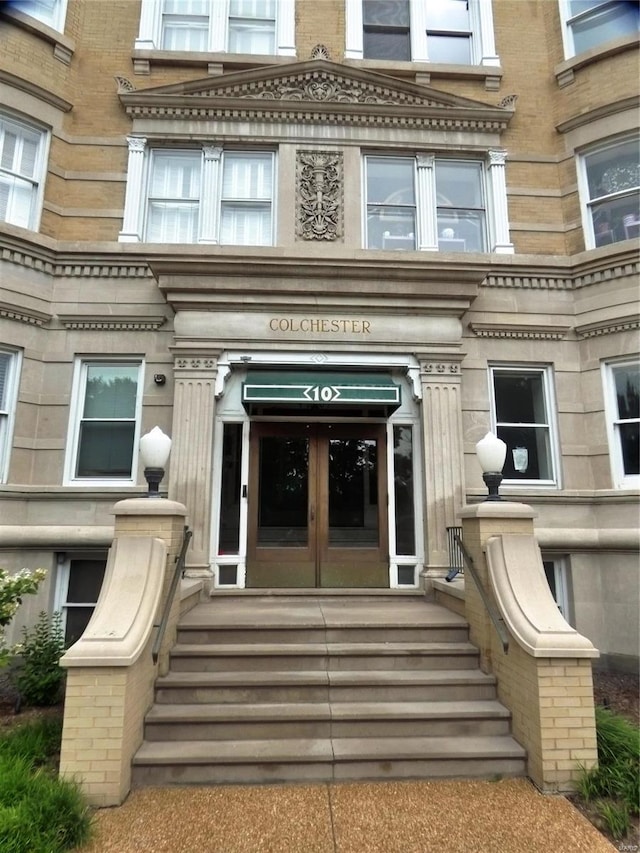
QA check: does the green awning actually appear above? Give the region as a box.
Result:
[242,371,401,413]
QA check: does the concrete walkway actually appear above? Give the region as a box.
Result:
[78,778,616,853]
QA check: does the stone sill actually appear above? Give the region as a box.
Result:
[0,7,75,64]
[131,50,296,76]
[555,32,639,87]
[343,58,503,91]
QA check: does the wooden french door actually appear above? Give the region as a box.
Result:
[247,423,389,588]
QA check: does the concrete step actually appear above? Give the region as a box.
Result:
[169,641,480,672]
[154,669,498,704]
[176,625,470,645]
[132,735,526,786]
[144,699,512,741]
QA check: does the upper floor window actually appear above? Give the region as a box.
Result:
[65,360,144,486]
[364,153,513,253]
[0,113,47,231]
[602,359,639,488]
[11,0,67,31]
[0,348,21,483]
[579,136,640,248]
[489,365,560,487]
[346,0,499,66]
[136,0,296,56]
[560,0,639,57]
[121,141,275,245]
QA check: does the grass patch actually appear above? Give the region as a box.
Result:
[0,718,92,853]
[577,706,640,840]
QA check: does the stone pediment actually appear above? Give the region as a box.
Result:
[117,59,515,132]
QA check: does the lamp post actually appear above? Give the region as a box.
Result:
[475,431,507,501]
[139,426,172,498]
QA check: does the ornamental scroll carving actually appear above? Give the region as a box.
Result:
[296,151,343,241]
[243,73,416,106]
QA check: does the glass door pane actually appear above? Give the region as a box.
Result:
[328,437,379,548]
[257,435,309,547]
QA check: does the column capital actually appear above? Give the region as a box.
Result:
[416,153,435,169]
[488,148,507,167]
[126,136,147,153]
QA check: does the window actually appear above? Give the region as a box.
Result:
[346,0,499,66]
[55,553,107,646]
[364,155,491,253]
[0,113,47,231]
[560,0,639,57]
[489,366,559,486]
[0,348,21,483]
[579,136,640,248]
[603,359,639,488]
[11,0,67,31]
[136,0,295,56]
[542,556,569,619]
[65,360,144,485]
[122,143,275,245]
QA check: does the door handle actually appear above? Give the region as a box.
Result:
[310,506,315,522]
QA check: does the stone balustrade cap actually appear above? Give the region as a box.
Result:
[459,501,537,520]
[113,497,187,516]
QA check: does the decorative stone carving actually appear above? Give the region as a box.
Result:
[0,301,50,327]
[175,358,218,370]
[296,151,343,241]
[498,94,518,109]
[421,362,460,375]
[575,316,640,338]
[245,73,401,105]
[58,315,166,331]
[311,44,331,60]
[114,76,135,94]
[469,323,570,340]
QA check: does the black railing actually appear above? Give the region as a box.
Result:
[451,530,509,654]
[445,525,464,581]
[152,525,192,665]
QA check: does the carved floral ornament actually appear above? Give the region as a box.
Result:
[296,151,343,242]
[420,362,461,375]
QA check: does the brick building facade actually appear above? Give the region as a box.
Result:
[0,0,638,670]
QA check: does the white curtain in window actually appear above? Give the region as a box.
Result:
[220,153,272,245]
[0,354,8,411]
[0,121,40,228]
[162,0,209,50]
[228,0,276,53]
[147,152,201,242]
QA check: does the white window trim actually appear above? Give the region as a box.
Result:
[345,0,499,66]
[362,151,513,254]
[488,364,561,488]
[602,357,640,489]
[577,133,640,250]
[13,0,68,33]
[120,140,276,246]
[54,551,108,642]
[542,555,570,620]
[0,348,22,483]
[0,111,49,233]
[135,0,295,56]
[558,0,639,59]
[64,358,145,487]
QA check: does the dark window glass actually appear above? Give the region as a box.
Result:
[218,424,243,553]
[363,0,411,59]
[393,425,415,555]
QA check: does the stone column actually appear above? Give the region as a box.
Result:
[169,354,220,575]
[118,137,147,243]
[419,356,466,584]
[416,154,438,251]
[488,149,514,254]
[199,145,222,243]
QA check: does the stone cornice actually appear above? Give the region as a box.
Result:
[469,323,571,340]
[57,315,166,331]
[0,300,51,327]
[555,96,639,135]
[0,69,73,113]
[575,315,640,339]
[117,59,514,133]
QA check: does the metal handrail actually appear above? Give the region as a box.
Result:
[452,531,509,654]
[445,525,464,581]
[152,525,192,665]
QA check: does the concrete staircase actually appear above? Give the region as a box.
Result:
[132,593,526,786]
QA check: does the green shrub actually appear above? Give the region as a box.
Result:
[577,705,640,834]
[12,612,66,707]
[0,720,92,853]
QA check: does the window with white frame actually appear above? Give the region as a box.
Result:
[489,365,559,486]
[364,154,492,253]
[65,360,144,485]
[542,556,570,619]
[579,136,640,249]
[560,0,639,58]
[11,0,67,31]
[0,348,21,483]
[55,553,107,646]
[136,0,295,56]
[122,143,275,245]
[0,113,47,231]
[346,0,499,65]
[603,358,639,488]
